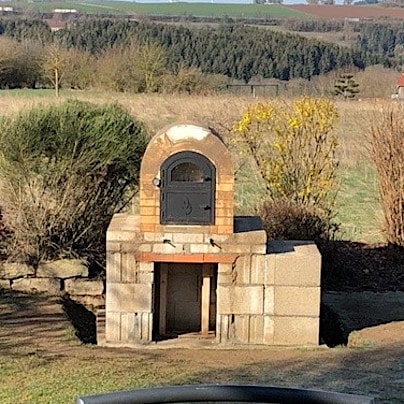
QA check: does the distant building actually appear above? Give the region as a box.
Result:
[45,19,67,32]
[52,9,77,14]
[395,73,404,100]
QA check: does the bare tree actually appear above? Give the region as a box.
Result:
[41,43,69,97]
[130,41,166,93]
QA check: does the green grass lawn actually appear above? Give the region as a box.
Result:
[335,164,382,243]
[8,1,309,18]
[0,355,194,403]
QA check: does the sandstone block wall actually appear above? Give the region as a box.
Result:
[216,241,321,346]
[105,213,321,347]
[0,259,104,311]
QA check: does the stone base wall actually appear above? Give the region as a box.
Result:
[0,259,105,312]
[104,213,321,347]
[217,241,321,346]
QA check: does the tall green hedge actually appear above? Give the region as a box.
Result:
[0,100,148,266]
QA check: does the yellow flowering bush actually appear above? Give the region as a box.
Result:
[233,97,339,213]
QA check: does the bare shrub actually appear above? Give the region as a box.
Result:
[163,66,228,94]
[0,100,147,265]
[259,199,337,241]
[97,41,166,93]
[0,37,42,89]
[370,106,404,247]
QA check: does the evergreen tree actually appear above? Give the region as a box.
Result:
[334,73,360,100]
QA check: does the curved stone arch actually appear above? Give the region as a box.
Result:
[139,123,234,233]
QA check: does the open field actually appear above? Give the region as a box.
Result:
[0,89,386,243]
[288,4,404,20]
[6,1,308,19]
[6,1,404,20]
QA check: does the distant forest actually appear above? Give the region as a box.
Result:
[0,17,403,87]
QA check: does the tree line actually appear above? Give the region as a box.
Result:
[0,17,399,92]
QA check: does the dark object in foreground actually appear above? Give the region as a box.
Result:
[76,384,375,404]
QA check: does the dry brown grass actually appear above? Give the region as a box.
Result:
[1,91,396,173]
[0,90,386,164]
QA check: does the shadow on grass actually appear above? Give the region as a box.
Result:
[181,343,403,403]
[0,290,68,356]
[62,297,97,344]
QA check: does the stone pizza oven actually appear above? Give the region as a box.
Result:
[101,123,322,347]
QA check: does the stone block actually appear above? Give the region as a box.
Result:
[172,233,204,243]
[251,245,267,254]
[273,316,319,346]
[70,295,105,311]
[0,263,35,279]
[275,244,321,287]
[107,230,140,243]
[264,255,276,285]
[105,311,120,342]
[216,314,231,343]
[37,259,88,279]
[139,262,154,272]
[106,242,120,252]
[65,279,104,296]
[138,271,154,284]
[143,232,164,242]
[263,315,274,345]
[0,279,10,289]
[221,244,251,254]
[218,285,264,315]
[234,315,250,343]
[107,252,121,283]
[232,230,267,246]
[249,315,264,344]
[134,312,153,342]
[107,283,152,313]
[107,214,141,242]
[189,243,209,254]
[264,286,274,315]
[250,255,265,284]
[138,244,152,252]
[12,278,60,295]
[233,255,251,284]
[218,263,232,274]
[152,242,181,254]
[120,253,137,283]
[217,272,232,285]
[204,234,231,244]
[274,286,320,317]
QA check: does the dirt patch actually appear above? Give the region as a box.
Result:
[287,4,404,20]
[320,241,404,293]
